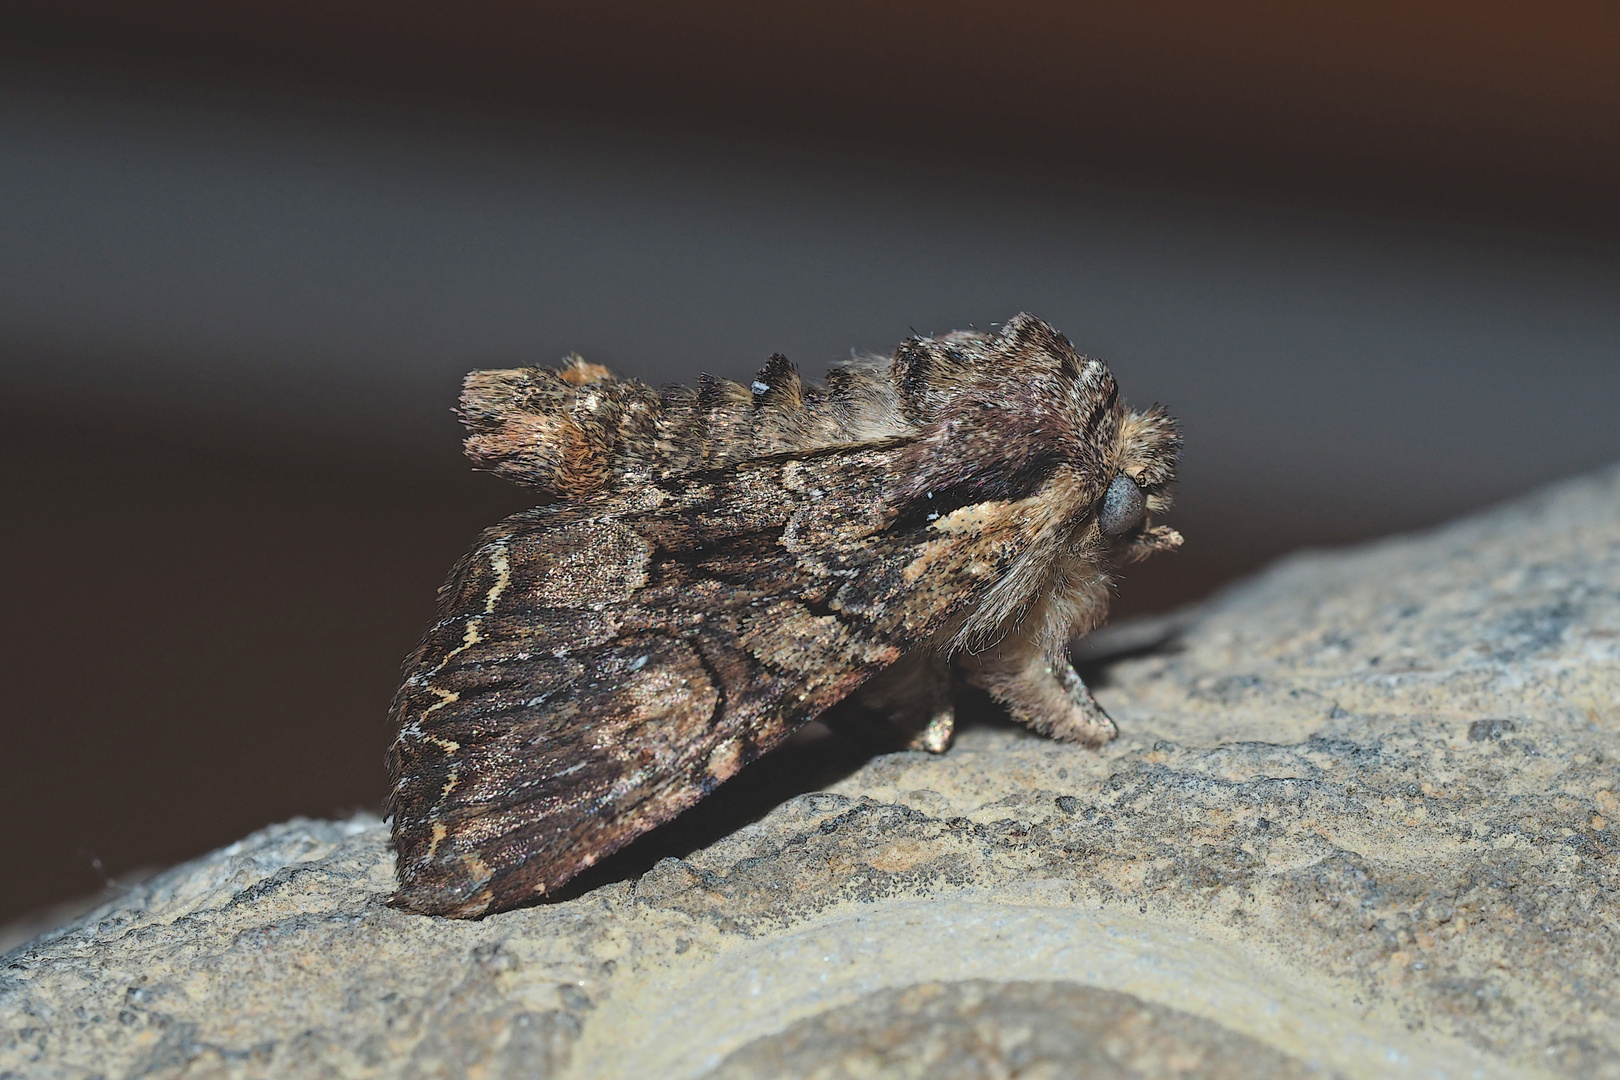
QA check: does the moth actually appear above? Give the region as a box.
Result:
[386,313,1181,917]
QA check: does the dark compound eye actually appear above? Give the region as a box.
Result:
[1098,474,1146,536]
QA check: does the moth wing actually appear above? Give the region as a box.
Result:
[386,444,1012,916]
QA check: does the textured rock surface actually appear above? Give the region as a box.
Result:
[706,980,1320,1079]
[5,464,1618,1080]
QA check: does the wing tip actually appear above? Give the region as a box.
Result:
[389,860,502,919]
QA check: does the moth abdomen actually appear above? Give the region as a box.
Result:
[459,360,657,497]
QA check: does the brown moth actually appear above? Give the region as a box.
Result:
[386,313,1182,917]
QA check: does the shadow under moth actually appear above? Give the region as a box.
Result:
[386,313,1182,917]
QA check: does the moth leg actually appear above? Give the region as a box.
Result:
[905,706,956,754]
[962,636,1117,747]
[821,650,956,753]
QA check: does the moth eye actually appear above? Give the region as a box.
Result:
[1099,474,1146,536]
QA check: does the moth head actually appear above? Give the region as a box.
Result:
[889,314,1182,565]
[1102,405,1183,562]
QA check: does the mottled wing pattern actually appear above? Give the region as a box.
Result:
[385,443,1021,917]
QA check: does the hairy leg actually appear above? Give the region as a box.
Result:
[821,650,956,753]
[959,633,1116,747]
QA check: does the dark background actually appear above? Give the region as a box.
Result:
[3,2,1617,927]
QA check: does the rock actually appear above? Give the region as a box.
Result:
[4,464,1618,1080]
[706,981,1320,1079]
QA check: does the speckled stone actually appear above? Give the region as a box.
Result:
[4,464,1617,1080]
[706,980,1322,1079]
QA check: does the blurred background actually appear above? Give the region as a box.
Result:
[3,1,1617,929]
